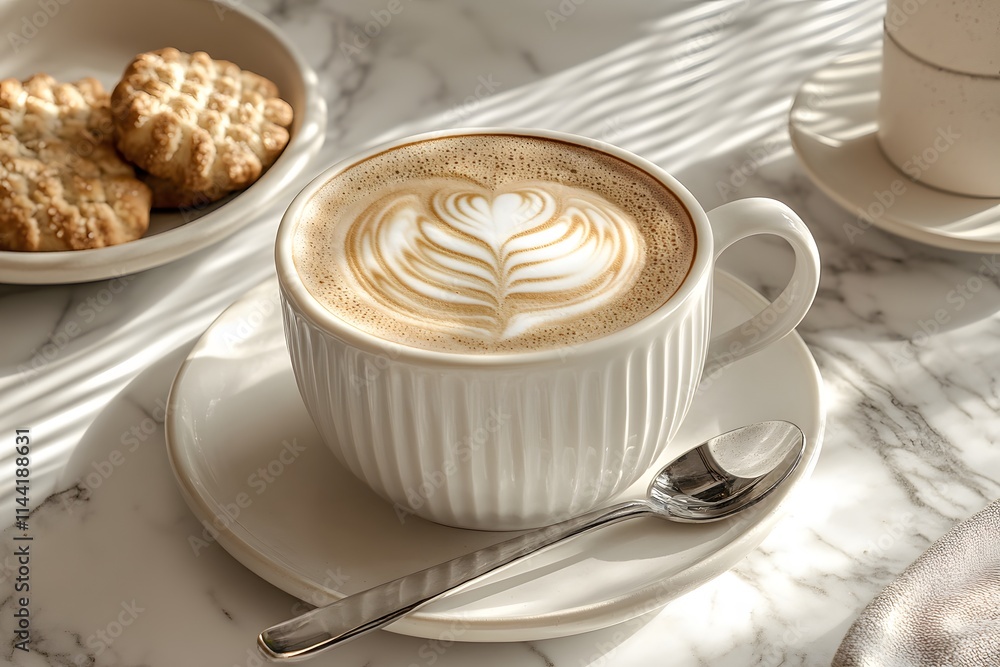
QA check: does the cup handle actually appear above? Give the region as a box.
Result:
[704,198,820,368]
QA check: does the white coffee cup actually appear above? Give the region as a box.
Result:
[885,0,1000,77]
[878,3,1000,197]
[276,128,820,531]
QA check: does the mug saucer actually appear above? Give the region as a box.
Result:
[789,49,1000,253]
[165,272,825,642]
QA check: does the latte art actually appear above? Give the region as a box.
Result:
[344,181,643,340]
[293,133,696,353]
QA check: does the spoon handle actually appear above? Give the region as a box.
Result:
[258,500,652,661]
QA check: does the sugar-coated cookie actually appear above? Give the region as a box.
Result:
[0,75,151,251]
[112,48,293,205]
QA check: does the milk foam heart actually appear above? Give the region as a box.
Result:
[342,180,643,340]
[292,134,696,353]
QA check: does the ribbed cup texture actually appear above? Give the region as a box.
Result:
[280,286,710,531]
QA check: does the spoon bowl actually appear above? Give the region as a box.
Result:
[259,420,805,662]
[651,420,805,522]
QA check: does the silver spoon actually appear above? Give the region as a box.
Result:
[258,420,805,662]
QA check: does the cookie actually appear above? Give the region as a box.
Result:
[112,48,293,205]
[0,75,152,252]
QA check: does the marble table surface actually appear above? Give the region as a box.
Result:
[3,0,1000,665]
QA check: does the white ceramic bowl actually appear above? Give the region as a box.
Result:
[0,0,326,284]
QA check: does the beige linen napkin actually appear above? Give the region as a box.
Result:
[833,499,1000,667]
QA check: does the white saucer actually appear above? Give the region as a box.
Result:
[789,50,1000,253]
[0,0,326,285]
[165,272,825,642]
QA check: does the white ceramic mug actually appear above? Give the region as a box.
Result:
[878,5,1000,198]
[885,0,1000,77]
[276,128,820,531]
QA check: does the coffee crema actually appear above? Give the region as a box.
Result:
[293,134,696,353]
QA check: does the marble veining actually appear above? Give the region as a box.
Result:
[2,0,1000,665]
